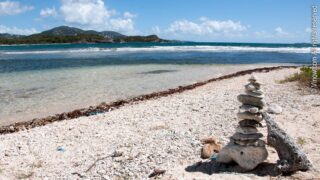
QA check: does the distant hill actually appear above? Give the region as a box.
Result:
[100,31,126,39]
[39,26,126,39]
[114,35,165,43]
[0,26,168,44]
[39,26,85,36]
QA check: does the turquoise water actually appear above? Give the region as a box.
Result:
[0,42,316,73]
[0,42,316,125]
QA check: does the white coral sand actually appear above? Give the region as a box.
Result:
[0,68,319,179]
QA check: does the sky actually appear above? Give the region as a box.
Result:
[0,0,318,43]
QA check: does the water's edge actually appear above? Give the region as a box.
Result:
[0,65,298,135]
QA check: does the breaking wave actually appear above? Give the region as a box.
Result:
[1,46,315,55]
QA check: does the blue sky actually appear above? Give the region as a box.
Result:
[0,0,318,43]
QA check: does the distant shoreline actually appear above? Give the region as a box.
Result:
[0,26,169,45]
[0,41,177,46]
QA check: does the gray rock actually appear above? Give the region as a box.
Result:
[236,126,258,134]
[245,84,258,91]
[237,94,266,108]
[239,105,259,114]
[245,90,265,98]
[216,143,268,171]
[239,119,262,127]
[246,89,264,95]
[231,132,263,141]
[251,82,261,89]
[237,112,263,122]
[263,113,312,173]
[248,75,257,82]
[267,104,283,114]
[233,139,257,145]
[245,82,261,91]
[233,139,266,147]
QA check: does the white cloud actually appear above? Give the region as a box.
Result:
[253,27,294,41]
[167,20,202,35]
[0,1,33,15]
[59,0,136,34]
[0,25,37,35]
[40,7,57,18]
[255,27,289,38]
[123,12,136,19]
[60,0,111,26]
[165,17,247,36]
[274,27,288,36]
[200,17,247,32]
[110,18,134,32]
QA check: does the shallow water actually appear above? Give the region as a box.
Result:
[0,64,288,125]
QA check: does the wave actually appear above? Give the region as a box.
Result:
[1,46,317,55]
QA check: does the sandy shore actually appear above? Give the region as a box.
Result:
[0,67,319,179]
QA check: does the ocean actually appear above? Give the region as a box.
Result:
[0,42,317,125]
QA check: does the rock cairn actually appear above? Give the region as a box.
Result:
[216,75,268,171]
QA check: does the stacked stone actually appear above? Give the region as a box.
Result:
[216,75,268,171]
[234,75,265,147]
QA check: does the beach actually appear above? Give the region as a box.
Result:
[0,67,319,179]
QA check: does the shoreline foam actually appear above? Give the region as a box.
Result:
[2,46,317,54]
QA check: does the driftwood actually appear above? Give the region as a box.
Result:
[263,112,312,174]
